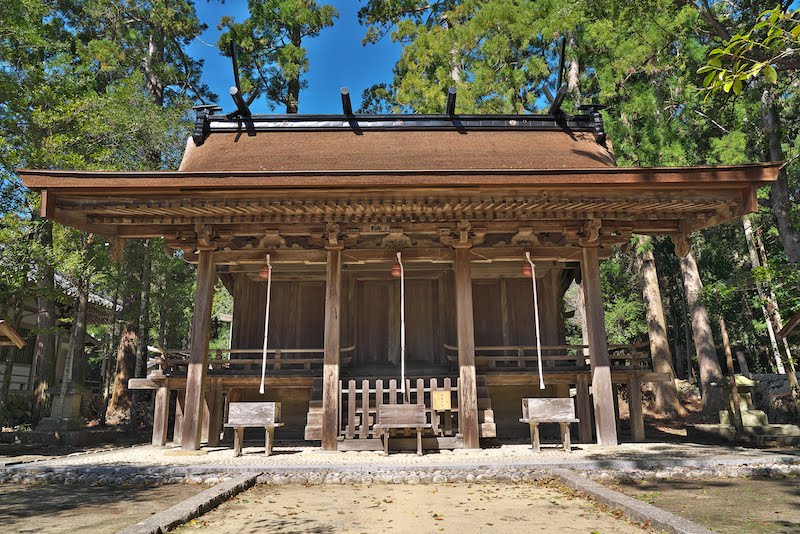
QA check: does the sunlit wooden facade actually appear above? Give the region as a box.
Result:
[20,108,779,452]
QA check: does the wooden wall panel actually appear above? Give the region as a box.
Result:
[231,276,325,351]
[472,281,504,346]
[230,273,266,350]
[356,281,392,365]
[405,279,438,364]
[296,283,325,348]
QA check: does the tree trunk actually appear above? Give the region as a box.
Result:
[101,273,122,424]
[761,89,800,268]
[743,217,788,374]
[30,219,55,419]
[105,324,138,425]
[567,33,580,104]
[664,278,685,379]
[131,239,152,425]
[753,223,799,392]
[635,236,684,415]
[679,250,724,416]
[286,28,301,113]
[62,234,93,394]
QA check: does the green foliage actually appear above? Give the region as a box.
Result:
[600,248,648,345]
[698,6,799,94]
[217,0,339,113]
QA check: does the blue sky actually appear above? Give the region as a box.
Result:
[187,1,402,114]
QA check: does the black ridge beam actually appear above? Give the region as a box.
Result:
[230,41,241,91]
[341,87,353,115]
[446,86,457,115]
[557,37,566,91]
[549,84,568,115]
[230,86,251,117]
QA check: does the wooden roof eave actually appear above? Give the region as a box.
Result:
[17,162,782,192]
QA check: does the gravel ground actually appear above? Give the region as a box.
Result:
[172,482,653,534]
[10,441,796,469]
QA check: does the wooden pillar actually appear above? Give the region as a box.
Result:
[151,385,169,446]
[181,248,216,450]
[581,246,618,446]
[202,390,210,443]
[207,381,224,447]
[575,374,593,443]
[627,375,645,442]
[322,247,342,451]
[173,389,185,444]
[454,247,480,449]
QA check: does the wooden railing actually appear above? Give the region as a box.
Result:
[443,342,650,371]
[339,378,460,439]
[147,346,355,376]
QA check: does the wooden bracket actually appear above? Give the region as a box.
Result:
[258,230,285,250]
[381,228,412,249]
[511,227,540,247]
[194,224,215,249]
[578,218,602,246]
[325,223,344,250]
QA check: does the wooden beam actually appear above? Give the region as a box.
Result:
[207,381,224,447]
[575,374,593,443]
[152,385,170,446]
[322,247,343,451]
[181,248,216,450]
[454,247,480,449]
[627,375,645,442]
[581,246,618,446]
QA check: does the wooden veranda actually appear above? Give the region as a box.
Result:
[19,107,780,453]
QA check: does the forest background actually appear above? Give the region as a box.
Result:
[0,0,798,426]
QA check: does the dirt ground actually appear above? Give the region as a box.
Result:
[611,477,800,534]
[174,482,650,534]
[0,483,206,533]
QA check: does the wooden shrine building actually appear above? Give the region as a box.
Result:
[19,104,779,452]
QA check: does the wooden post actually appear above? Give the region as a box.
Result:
[322,247,342,451]
[181,248,216,450]
[173,389,185,444]
[627,375,645,442]
[207,381,224,447]
[151,385,169,446]
[454,247,480,449]
[581,246,619,446]
[202,390,210,443]
[575,374,593,443]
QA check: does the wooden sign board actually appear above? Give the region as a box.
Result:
[431,391,451,411]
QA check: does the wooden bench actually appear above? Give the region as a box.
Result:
[519,398,579,452]
[224,402,283,457]
[373,403,432,456]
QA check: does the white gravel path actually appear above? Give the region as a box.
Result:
[19,440,795,469]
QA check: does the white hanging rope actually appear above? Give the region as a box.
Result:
[525,252,546,390]
[397,252,407,400]
[259,254,272,395]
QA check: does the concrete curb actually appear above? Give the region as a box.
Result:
[116,472,260,534]
[6,452,799,478]
[551,469,714,534]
